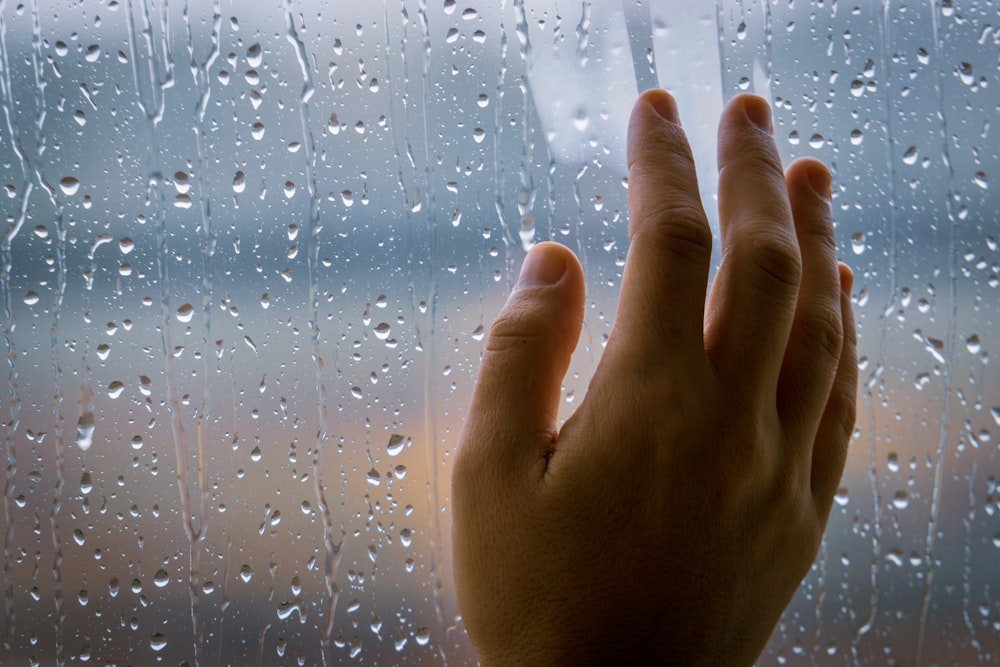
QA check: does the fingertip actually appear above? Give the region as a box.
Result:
[636,88,681,126]
[516,242,572,290]
[838,262,854,296]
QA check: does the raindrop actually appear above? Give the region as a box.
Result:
[415,627,431,646]
[957,62,974,86]
[283,181,296,198]
[850,129,864,145]
[23,291,39,305]
[73,528,86,546]
[902,146,919,165]
[572,107,589,131]
[80,472,93,494]
[247,43,262,67]
[387,434,408,457]
[240,564,253,583]
[851,231,865,255]
[108,380,125,399]
[966,334,981,354]
[250,446,262,462]
[85,44,101,62]
[150,633,168,652]
[808,134,825,149]
[233,170,246,193]
[59,177,80,195]
[77,589,89,606]
[373,322,391,340]
[973,171,988,190]
[176,303,195,323]
[153,569,170,588]
[251,122,265,140]
[892,491,909,510]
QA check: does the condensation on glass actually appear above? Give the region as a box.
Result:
[0,0,996,664]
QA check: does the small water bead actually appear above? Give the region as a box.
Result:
[150,633,168,652]
[176,303,195,323]
[233,170,246,193]
[387,434,408,457]
[892,491,909,510]
[108,381,125,399]
[153,569,170,588]
[240,564,253,583]
[59,177,80,196]
[84,44,101,62]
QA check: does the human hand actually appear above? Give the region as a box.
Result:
[452,90,857,666]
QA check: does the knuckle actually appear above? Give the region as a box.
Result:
[631,201,713,264]
[797,302,845,366]
[748,231,802,290]
[484,300,546,354]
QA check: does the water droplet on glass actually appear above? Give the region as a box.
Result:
[851,231,865,255]
[240,564,253,583]
[957,62,974,86]
[373,322,391,340]
[973,171,988,189]
[251,122,265,140]
[250,446,262,462]
[108,380,125,399]
[85,44,101,62]
[233,170,246,193]
[80,472,93,494]
[176,303,195,323]
[23,290,39,305]
[966,334,981,354]
[59,177,80,195]
[387,434,408,457]
[892,490,909,510]
[808,133,825,149]
[153,569,170,588]
[150,633,168,652]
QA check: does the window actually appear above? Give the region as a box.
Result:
[1,1,996,664]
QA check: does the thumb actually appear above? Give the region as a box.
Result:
[459,242,586,479]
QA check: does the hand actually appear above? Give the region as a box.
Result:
[452,90,857,666]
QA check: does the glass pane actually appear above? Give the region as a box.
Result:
[1,1,996,664]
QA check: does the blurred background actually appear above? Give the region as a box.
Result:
[0,0,997,664]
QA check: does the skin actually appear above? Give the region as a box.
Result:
[452,90,858,666]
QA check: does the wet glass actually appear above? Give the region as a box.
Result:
[1,1,997,664]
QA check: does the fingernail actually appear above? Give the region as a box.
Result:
[517,244,567,288]
[744,95,772,133]
[807,162,833,200]
[646,89,680,125]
